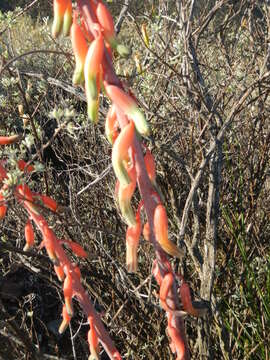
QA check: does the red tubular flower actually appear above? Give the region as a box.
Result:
[117,164,137,226]
[43,227,59,264]
[62,0,72,37]
[71,17,89,85]
[95,2,130,57]
[88,317,100,360]
[160,272,174,312]
[59,304,71,334]
[84,33,104,122]
[104,83,150,136]
[179,282,206,317]
[54,264,65,282]
[24,219,35,251]
[112,120,135,186]
[66,240,88,258]
[39,194,58,212]
[105,105,119,144]
[144,148,156,184]
[125,204,142,272]
[0,134,20,145]
[154,204,184,259]
[0,192,7,220]
[167,313,185,360]
[52,0,70,38]
[63,274,74,316]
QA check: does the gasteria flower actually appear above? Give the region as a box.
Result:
[167,313,185,360]
[95,2,130,57]
[39,194,58,212]
[54,264,65,282]
[63,273,74,316]
[112,120,135,186]
[71,17,89,85]
[104,84,150,137]
[179,281,207,317]
[125,204,142,272]
[24,219,35,251]
[159,272,174,312]
[88,317,100,360]
[84,33,104,122]
[154,204,184,259]
[62,0,72,36]
[0,134,21,145]
[144,147,156,185]
[59,304,71,334]
[52,0,71,38]
[117,164,137,226]
[105,105,119,144]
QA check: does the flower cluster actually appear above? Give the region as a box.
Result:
[0,1,207,359]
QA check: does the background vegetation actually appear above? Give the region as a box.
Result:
[0,1,269,359]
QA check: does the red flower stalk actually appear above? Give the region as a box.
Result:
[24,219,35,251]
[0,134,21,145]
[71,16,89,85]
[84,32,104,122]
[111,120,135,186]
[125,203,143,272]
[104,83,150,137]
[154,204,184,259]
[59,304,71,334]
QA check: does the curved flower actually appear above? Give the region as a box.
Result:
[71,17,89,85]
[84,33,104,122]
[88,317,100,360]
[117,164,136,226]
[112,120,135,186]
[125,203,142,272]
[62,0,72,36]
[154,204,184,259]
[0,134,21,145]
[105,105,119,144]
[24,219,35,251]
[95,2,130,57]
[104,83,150,136]
[52,0,71,38]
[63,274,74,316]
[59,304,71,334]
